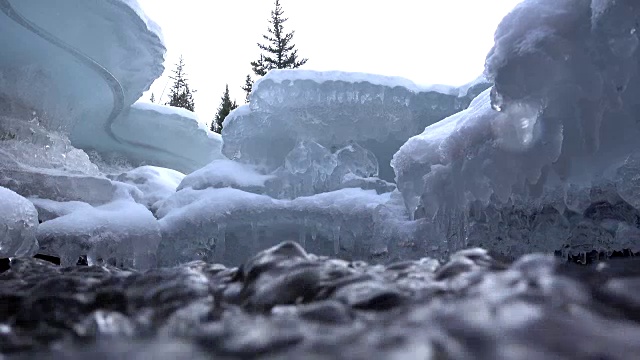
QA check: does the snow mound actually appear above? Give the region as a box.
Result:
[0,186,39,258]
[393,0,640,258]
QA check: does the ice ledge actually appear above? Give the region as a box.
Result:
[254,69,488,98]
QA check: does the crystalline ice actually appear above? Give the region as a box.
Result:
[223,70,489,183]
[0,186,39,258]
[393,0,640,258]
[262,140,394,199]
[330,142,379,188]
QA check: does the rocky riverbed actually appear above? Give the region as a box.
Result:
[1,241,639,359]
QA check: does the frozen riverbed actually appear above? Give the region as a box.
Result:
[1,242,640,359]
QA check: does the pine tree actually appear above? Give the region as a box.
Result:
[241,74,253,103]
[166,56,196,112]
[212,84,238,134]
[150,93,156,103]
[250,0,308,77]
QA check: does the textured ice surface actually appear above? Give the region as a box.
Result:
[262,140,394,199]
[222,69,489,183]
[0,115,101,175]
[0,186,38,257]
[393,0,640,258]
[156,187,412,267]
[37,198,161,270]
[0,118,140,205]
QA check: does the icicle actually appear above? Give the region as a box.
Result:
[251,222,259,254]
[332,225,341,255]
[217,223,226,258]
[299,218,308,249]
[298,228,306,249]
[311,225,318,241]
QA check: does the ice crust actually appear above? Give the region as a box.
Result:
[223,69,489,183]
[0,186,39,258]
[393,0,640,258]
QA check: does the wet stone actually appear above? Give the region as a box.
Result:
[0,241,639,359]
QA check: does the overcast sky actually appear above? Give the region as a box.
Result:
[138,0,522,126]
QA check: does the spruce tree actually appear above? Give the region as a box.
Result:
[241,74,253,103]
[212,84,238,134]
[150,93,156,103]
[166,56,196,112]
[250,0,308,77]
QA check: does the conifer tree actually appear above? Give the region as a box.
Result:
[241,74,253,103]
[212,84,238,134]
[166,56,196,112]
[150,93,156,103]
[250,0,308,77]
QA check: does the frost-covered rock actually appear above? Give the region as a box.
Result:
[393,0,640,258]
[0,186,39,258]
[37,198,161,269]
[222,70,489,183]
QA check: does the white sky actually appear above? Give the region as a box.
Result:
[138,0,522,126]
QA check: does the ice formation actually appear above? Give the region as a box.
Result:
[0,0,163,137]
[178,159,275,193]
[4,0,640,270]
[37,197,161,270]
[393,0,640,258]
[0,186,38,258]
[110,103,224,173]
[110,165,185,212]
[155,187,411,266]
[0,0,222,172]
[222,70,489,183]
